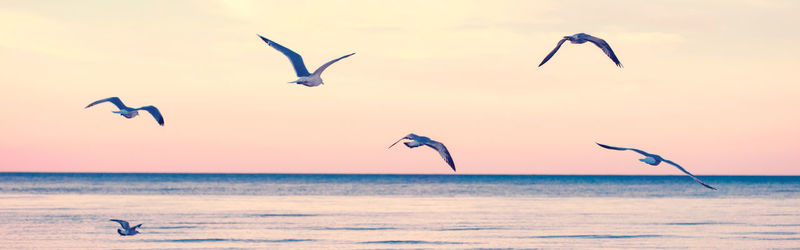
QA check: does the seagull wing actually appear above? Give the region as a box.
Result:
[584,35,622,67]
[424,140,456,172]
[258,35,311,77]
[388,134,412,149]
[136,106,165,126]
[311,53,355,77]
[596,143,650,156]
[86,97,127,109]
[132,224,142,229]
[663,159,717,190]
[538,38,568,67]
[110,219,130,229]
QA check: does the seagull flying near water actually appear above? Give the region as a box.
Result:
[258,34,354,87]
[389,133,456,171]
[539,33,622,67]
[596,143,716,190]
[110,219,142,236]
[85,97,164,126]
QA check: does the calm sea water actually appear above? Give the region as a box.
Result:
[0,173,798,249]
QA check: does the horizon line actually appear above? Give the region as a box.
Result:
[1,171,798,177]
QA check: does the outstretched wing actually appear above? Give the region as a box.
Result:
[584,35,622,67]
[110,219,130,229]
[136,106,164,126]
[596,143,649,156]
[388,134,412,149]
[663,160,717,190]
[258,34,311,77]
[538,38,568,67]
[425,140,456,172]
[131,224,142,229]
[86,97,127,110]
[311,53,355,77]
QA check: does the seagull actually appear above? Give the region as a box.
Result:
[110,219,142,236]
[85,97,164,126]
[596,143,716,190]
[539,33,622,67]
[388,133,456,171]
[258,34,354,87]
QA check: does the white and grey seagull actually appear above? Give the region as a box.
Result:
[389,133,456,171]
[596,143,716,190]
[110,219,142,236]
[258,34,355,87]
[85,97,164,126]
[539,33,622,67]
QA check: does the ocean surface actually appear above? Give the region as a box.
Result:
[0,173,799,249]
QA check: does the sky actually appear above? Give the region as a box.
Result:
[1,0,798,174]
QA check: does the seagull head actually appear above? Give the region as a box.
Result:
[638,157,659,165]
[114,110,139,118]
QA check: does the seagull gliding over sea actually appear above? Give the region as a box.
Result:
[85,97,164,126]
[110,219,142,236]
[596,143,716,190]
[539,33,622,67]
[389,133,456,171]
[258,34,355,87]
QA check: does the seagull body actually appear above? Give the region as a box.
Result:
[110,219,141,236]
[258,34,354,87]
[85,97,164,126]
[389,133,456,171]
[539,33,622,67]
[596,143,716,190]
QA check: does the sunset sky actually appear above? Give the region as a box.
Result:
[1,0,798,174]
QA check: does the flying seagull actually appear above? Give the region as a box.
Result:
[110,219,142,236]
[85,97,164,126]
[258,34,355,87]
[596,143,716,190]
[389,133,456,171]
[539,33,622,67]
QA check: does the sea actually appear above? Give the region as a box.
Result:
[0,173,798,249]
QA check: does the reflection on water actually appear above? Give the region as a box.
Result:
[0,174,798,248]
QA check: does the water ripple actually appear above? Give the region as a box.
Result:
[732,232,798,235]
[731,236,800,241]
[255,213,318,217]
[147,238,313,243]
[527,234,664,239]
[439,227,504,231]
[360,240,465,244]
[663,222,739,226]
[321,227,396,231]
[148,226,198,229]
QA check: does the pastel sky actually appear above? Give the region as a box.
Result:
[1,0,798,174]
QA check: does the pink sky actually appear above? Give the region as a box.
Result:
[1,0,798,174]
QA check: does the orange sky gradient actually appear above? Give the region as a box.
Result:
[1,0,798,174]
